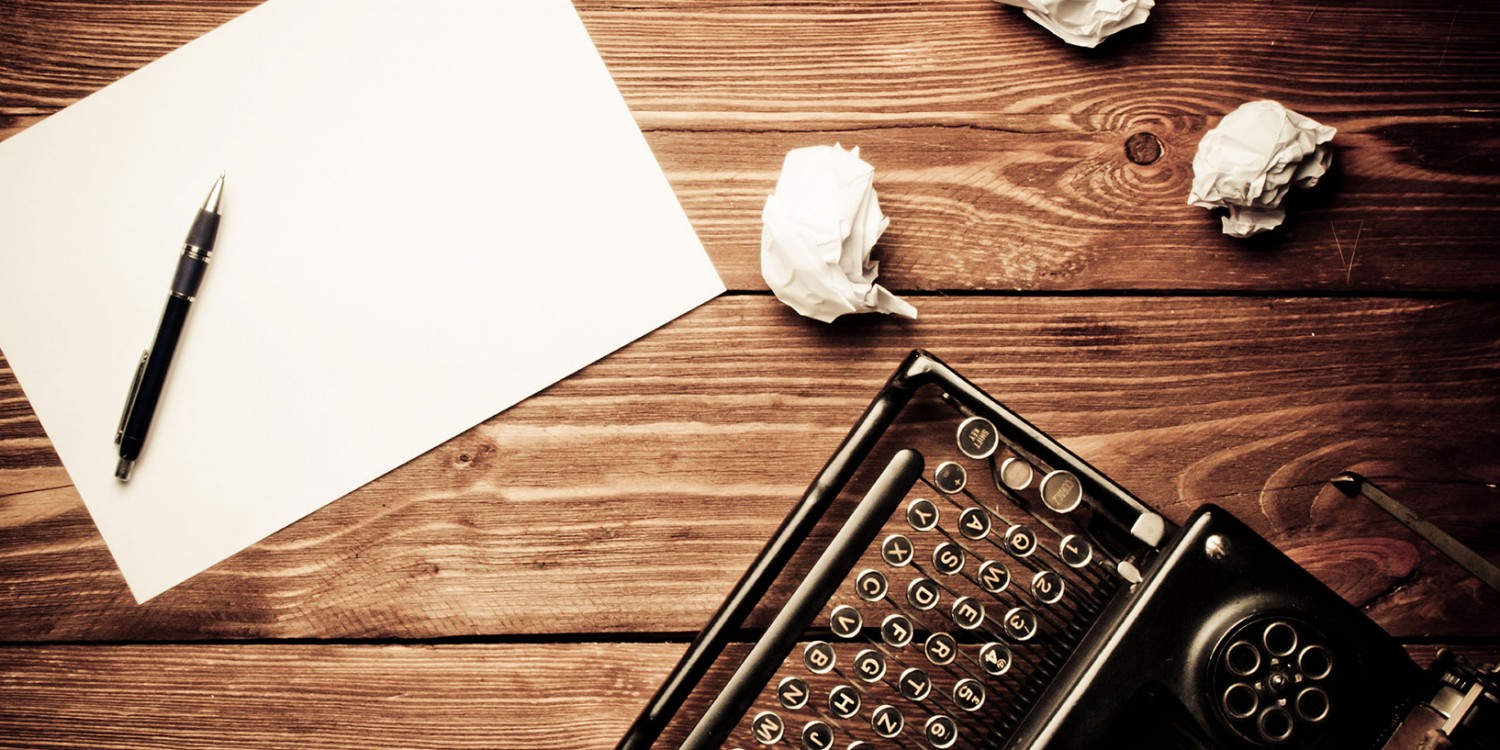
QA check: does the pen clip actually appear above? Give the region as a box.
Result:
[116,350,149,445]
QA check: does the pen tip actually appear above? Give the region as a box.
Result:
[203,173,225,214]
[115,458,135,482]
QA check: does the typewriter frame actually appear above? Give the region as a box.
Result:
[617,349,1460,750]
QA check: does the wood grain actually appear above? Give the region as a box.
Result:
[3,297,1496,641]
[1,0,1497,291]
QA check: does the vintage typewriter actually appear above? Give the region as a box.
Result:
[618,350,1497,750]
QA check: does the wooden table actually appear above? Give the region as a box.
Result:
[2,1,1497,747]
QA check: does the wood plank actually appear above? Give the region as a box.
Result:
[0,642,1494,749]
[1,1,1496,291]
[2,297,1496,640]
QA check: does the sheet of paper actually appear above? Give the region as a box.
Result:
[0,0,724,602]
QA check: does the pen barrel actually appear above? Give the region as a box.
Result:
[170,252,209,300]
[117,297,191,462]
[184,208,220,253]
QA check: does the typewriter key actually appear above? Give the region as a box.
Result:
[958,507,991,540]
[829,605,862,639]
[998,457,1034,491]
[881,613,915,648]
[907,499,940,531]
[1298,644,1333,680]
[856,569,889,602]
[924,632,958,666]
[803,641,837,674]
[749,711,785,745]
[898,668,933,701]
[1030,571,1065,604]
[776,676,810,710]
[1225,640,1260,676]
[951,596,985,630]
[1296,687,1330,723]
[828,684,861,719]
[870,705,905,739]
[953,678,986,711]
[1257,706,1295,744]
[1222,683,1258,719]
[908,577,941,610]
[881,534,914,566]
[801,721,834,750]
[923,715,958,749]
[854,648,887,682]
[1039,469,1083,513]
[1262,621,1298,657]
[1058,534,1093,568]
[1003,524,1038,558]
[934,461,967,494]
[978,642,1012,675]
[932,542,965,575]
[977,560,1011,594]
[1003,606,1039,641]
[956,416,999,459]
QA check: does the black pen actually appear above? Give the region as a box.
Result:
[114,174,225,481]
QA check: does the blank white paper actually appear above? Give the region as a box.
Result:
[0,0,724,602]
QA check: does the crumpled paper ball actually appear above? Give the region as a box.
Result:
[761,144,917,324]
[993,0,1154,48]
[1188,100,1337,238]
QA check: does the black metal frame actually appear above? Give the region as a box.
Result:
[615,349,1173,749]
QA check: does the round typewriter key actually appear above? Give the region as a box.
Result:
[870,705,905,739]
[953,678,986,712]
[933,461,967,494]
[932,542,965,575]
[1298,644,1333,680]
[1038,470,1083,513]
[881,613,915,648]
[978,642,1012,675]
[977,560,1011,594]
[951,596,985,631]
[803,641,837,674]
[829,605,862,639]
[907,499,940,531]
[923,715,959,749]
[1225,640,1261,677]
[1003,524,1038,558]
[853,648,887,683]
[846,744,871,750]
[958,507,991,540]
[749,711,785,745]
[956,416,999,459]
[1030,570,1065,604]
[998,457,1034,491]
[1262,621,1298,657]
[802,721,835,750]
[924,632,958,666]
[1002,607,1039,642]
[1257,706,1295,744]
[908,577,941,610]
[856,569,889,602]
[1296,687,1330,723]
[828,684,861,719]
[777,676,810,710]
[881,534,915,567]
[1222,682,1258,719]
[1058,534,1093,568]
[898,667,932,701]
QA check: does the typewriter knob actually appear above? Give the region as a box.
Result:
[1212,616,1337,748]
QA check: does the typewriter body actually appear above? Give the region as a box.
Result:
[619,351,1495,750]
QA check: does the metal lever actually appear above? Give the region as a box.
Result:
[1330,471,1500,595]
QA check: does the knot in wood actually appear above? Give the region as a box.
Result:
[1125,132,1163,165]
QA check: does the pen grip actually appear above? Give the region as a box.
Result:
[117,296,191,462]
